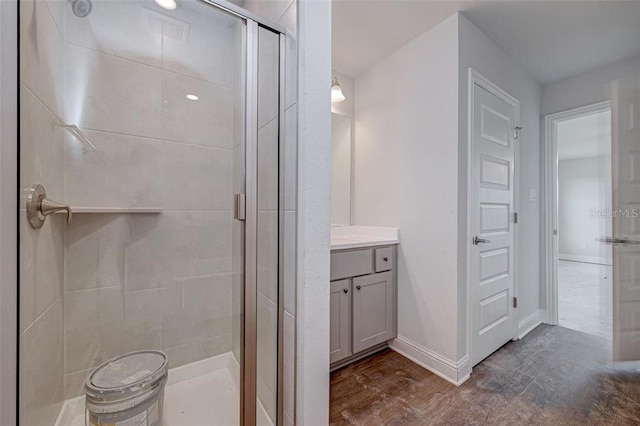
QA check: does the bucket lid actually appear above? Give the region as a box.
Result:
[85,350,168,403]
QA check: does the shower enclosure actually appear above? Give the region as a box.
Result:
[18,0,284,424]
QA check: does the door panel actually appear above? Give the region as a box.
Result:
[471,81,518,366]
[611,79,640,361]
[352,271,394,353]
[330,279,352,364]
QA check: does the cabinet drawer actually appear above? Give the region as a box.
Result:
[375,246,394,272]
[330,249,374,281]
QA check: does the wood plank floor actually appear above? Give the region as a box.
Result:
[330,325,640,425]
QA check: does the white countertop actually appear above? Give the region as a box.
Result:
[330,226,399,250]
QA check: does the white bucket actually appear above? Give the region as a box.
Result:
[85,350,168,426]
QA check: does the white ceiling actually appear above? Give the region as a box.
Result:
[557,110,611,161]
[332,1,640,84]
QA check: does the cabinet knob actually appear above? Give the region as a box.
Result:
[343,288,348,293]
[356,285,361,290]
[383,257,389,262]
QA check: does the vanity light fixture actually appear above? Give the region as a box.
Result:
[331,77,346,103]
[154,0,177,10]
[186,94,199,101]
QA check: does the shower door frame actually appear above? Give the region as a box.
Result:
[9,0,287,425]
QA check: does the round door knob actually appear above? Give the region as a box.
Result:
[356,285,362,290]
[383,257,389,262]
[343,288,348,293]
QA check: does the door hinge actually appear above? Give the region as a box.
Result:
[514,126,523,140]
[234,193,246,221]
[513,297,518,308]
[513,212,518,224]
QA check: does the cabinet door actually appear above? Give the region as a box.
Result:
[330,279,352,363]
[352,271,395,353]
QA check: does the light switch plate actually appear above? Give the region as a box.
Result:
[529,188,537,202]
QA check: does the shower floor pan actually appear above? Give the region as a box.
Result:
[54,351,273,426]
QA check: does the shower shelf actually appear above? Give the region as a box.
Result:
[56,207,164,214]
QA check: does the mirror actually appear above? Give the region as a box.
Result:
[331,113,352,225]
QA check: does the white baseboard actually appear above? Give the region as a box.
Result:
[559,253,611,266]
[389,337,470,386]
[517,309,544,339]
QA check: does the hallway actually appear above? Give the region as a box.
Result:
[558,260,612,339]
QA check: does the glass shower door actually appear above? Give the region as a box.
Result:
[19,0,247,424]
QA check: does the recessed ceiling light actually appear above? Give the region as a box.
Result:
[186,94,199,101]
[154,0,177,11]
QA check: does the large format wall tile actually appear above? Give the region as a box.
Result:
[65,0,237,85]
[44,0,65,37]
[283,311,295,424]
[160,5,236,86]
[257,211,278,303]
[284,104,297,211]
[66,212,233,292]
[65,130,233,210]
[283,211,296,315]
[65,0,163,69]
[65,214,130,291]
[280,2,297,110]
[19,299,64,426]
[65,43,162,136]
[19,84,65,204]
[65,26,236,146]
[20,215,65,334]
[161,273,232,349]
[20,0,64,117]
[258,28,280,128]
[257,118,279,212]
[161,70,233,148]
[163,333,232,369]
[64,286,162,373]
[257,292,278,423]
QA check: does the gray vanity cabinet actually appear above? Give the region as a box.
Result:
[330,245,397,367]
[352,271,395,353]
[330,279,352,363]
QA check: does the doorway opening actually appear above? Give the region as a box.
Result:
[545,102,613,341]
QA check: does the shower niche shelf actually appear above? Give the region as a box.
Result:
[56,207,164,214]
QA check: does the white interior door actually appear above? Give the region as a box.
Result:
[611,78,640,361]
[471,79,518,366]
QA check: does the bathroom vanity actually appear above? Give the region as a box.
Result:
[330,227,399,370]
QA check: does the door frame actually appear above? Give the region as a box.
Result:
[467,68,520,368]
[542,100,612,325]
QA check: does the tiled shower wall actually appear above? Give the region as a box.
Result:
[20,2,244,418]
[19,1,296,425]
[60,2,242,399]
[243,1,298,425]
[19,0,66,424]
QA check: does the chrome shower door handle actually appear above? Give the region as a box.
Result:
[26,184,72,229]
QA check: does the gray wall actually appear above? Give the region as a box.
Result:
[458,13,543,357]
[542,53,640,116]
[354,14,460,362]
[558,156,612,265]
